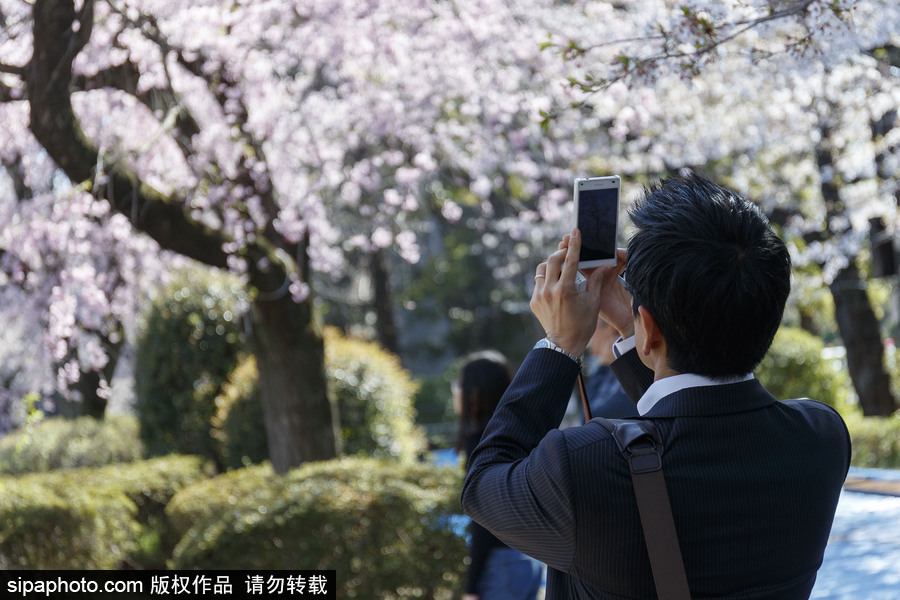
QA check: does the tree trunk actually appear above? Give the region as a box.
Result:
[55,370,106,418]
[249,300,337,471]
[247,266,337,473]
[816,127,898,416]
[54,334,122,419]
[830,265,897,415]
[371,249,399,354]
[55,362,114,419]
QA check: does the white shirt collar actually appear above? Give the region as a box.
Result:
[613,335,753,415]
[636,372,755,415]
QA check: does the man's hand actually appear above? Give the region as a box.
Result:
[531,228,609,356]
[587,248,635,340]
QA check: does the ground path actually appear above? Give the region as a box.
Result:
[811,467,900,599]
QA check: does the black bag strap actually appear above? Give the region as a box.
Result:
[591,418,692,600]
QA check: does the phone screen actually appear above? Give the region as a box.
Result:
[578,186,618,263]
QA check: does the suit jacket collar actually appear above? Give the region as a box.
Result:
[642,378,777,418]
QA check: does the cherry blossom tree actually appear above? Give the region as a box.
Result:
[0,0,598,467]
[0,112,168,426]
[2,0,897,458]
[546,0,900,414]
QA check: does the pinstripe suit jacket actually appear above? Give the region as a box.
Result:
[461,348,851,599]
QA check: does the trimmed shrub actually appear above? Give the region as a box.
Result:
[0,477,136,569]
[167,457,467,598]
[0,455,212,569]
[135,268,249,467]
[211,354,268,470]
[844,410,900,468]
[755,327,851,409]
[325,327,427,459]
[0,415,145,475]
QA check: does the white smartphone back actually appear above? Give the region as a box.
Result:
[574,176,620,268]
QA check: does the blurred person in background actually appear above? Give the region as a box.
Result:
[454,350,543,600]
[583,316,638,421]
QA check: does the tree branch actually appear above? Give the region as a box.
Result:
[104,1,300,268]
[70,61,200,158]
[27,0,230,269]
[0,61,26,102]
[148,15,305,267]
[0,63,26,77]
[3,154,34,201]
[0,80,17,103]
[550,0,832,103]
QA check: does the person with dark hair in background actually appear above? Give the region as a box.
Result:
[453,350,543,600]
[462,174,850,598]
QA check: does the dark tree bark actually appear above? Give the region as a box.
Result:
[829,264,897,415]
[816,130,898,416]
[371,249,399,354]
[54,337,122,419]
[27,0,336,471]
[247,264,339,469]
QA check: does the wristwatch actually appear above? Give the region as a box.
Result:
[534,337,582,367]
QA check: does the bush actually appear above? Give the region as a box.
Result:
[324,327,427,459]
[0,415,145,475]
[0,475,137,569]
[0,455,213,569]
[136,264,424,468]
[844,410,900,468]
[135,267,249,467]
[755,327,851,409]
[166,457,467,599]
[211,354,268,470]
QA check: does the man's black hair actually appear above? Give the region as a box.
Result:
[625,173,791,378]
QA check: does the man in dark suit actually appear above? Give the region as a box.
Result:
[461,174,850,599]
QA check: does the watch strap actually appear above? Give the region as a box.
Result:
[534,337,582,366]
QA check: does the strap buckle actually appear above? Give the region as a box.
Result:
[626,444,662,474]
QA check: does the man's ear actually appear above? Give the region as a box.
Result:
[637,306,663,357]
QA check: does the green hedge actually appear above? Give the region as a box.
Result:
[0,476,136,569]
[211,354,269,470]
[0,455,213,569]
[0,415,145,475]
[755,327,851,409]
[844,410,900,468]
[135,268,248,468]
[324,328,427,459]
[166,457,466,598]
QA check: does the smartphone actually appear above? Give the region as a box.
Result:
[574,176,620,268]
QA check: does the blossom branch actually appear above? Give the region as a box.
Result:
[105,0,310,287]
[28,0,231,269]
[71,61,200,159]
[545,0,852,101]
